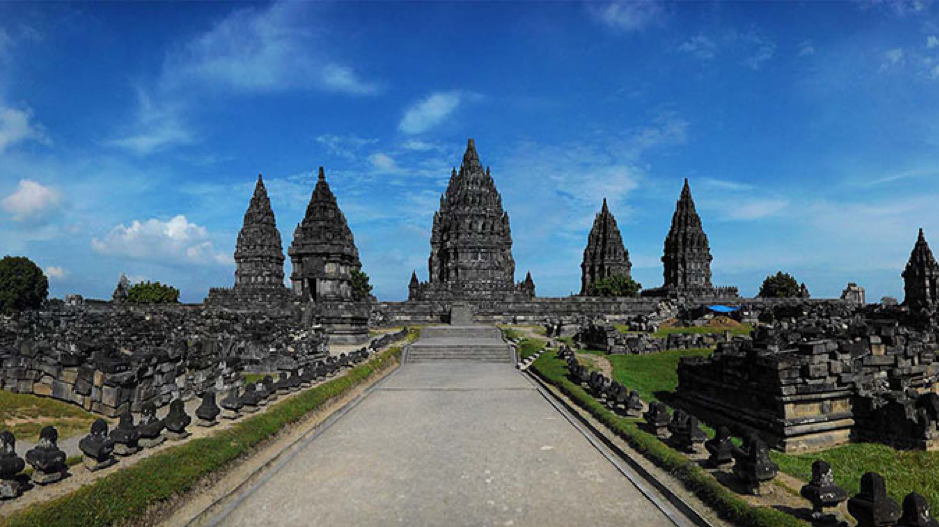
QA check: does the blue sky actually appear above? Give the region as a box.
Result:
[2,1,939,303]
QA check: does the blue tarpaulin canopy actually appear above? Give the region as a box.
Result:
[707,305,739,313]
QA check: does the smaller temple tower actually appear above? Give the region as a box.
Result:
[235,175,285,289]
[289,167,362,303]
[581,198,631,295]
[902,228,939,309]
[288,167,368,343]
[206,174,290,308]
[662,179,712,292]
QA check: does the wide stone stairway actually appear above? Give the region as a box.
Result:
[406,325,513,363]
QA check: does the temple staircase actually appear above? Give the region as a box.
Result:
[406,325,513,363]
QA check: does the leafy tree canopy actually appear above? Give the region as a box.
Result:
[350,268,373,301]
[587,274,642,297]
[126,281,180,304]
[758,271,802,298]
[0,256,49,314]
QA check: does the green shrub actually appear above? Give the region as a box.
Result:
[0,256,48,314]
[350,268,372,301]
[126,281,179,304]
[586,274,641,297]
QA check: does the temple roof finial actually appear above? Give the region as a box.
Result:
[318,167,326,181]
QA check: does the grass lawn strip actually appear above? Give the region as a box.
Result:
[0,391,99,441]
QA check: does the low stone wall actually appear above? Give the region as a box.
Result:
[577,321,736,354]
[676,303,939,452]
[0,302,327,417]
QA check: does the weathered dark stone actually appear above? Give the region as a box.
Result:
[195,391,220,426]
[898,492,939,527]
[668,410,707,453]
[643,402,671,438]
[799,460,847,524]
[0,431,25,499]
[732,434,778,495]
[220,387,242,419]
[25,426,67,485]
[848,472,901,527]
[704,426,734,467]
[164,398,191,440]
[79,419,117,471]
[110,408,140,456]
[138,401,165,448]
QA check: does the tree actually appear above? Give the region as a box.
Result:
[126,281,180,304]
[587,274,642,297]
[350,268,373,301]
[0,256,49,314]
[758,271,802,298]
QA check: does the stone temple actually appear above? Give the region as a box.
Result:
[409,139,534,302]
[289,167,369,343]
[580,198,631,295]
[902,228,939,309]
[644,179,737,299]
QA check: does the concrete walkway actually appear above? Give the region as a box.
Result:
[210,359,682,527]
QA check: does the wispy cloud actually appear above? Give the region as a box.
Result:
[587,1,667,32]
[678,34,718,60]
[315,134,378,160]
[110,2,379,155]
[45,265,67,279]
[799,40,816,56]
[0,105,49,153]
[676,28,776,70]
[399,91,464,135]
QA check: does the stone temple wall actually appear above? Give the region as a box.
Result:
[0,301,328,417]
[676,303,939,452]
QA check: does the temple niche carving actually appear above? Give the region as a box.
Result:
[902,228,939,309]
[289,167,368,343]
[409,139,534,302]
[644,179,737,299]
[581,198,631,295]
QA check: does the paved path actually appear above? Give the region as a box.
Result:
[210,358,682,527]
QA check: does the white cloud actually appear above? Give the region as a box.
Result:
[92,215,231,266]
[678,35,718,60]
[369,153,398,172]
[740,31,776,70]
[0,105,49,153]
[701,178,753,191]
[588,1,666,32]
[1,179,62,221]
[45,266,67,279]
[624,111,688,156]
[928,35,939,48]
[720,198,789,220]
[399,91,463,135]
[401,139,443,152]
[315,133,378,159]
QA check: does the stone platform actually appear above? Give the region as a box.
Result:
[406,325,512,363]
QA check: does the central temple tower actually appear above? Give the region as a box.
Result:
[410,139,532,301]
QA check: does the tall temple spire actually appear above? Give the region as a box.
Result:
[581,198,631,295]
[233,173,285,289]
[661,178,713,292]
[288,167,361,303]
[902,228,939,309]
[414,138,526,300]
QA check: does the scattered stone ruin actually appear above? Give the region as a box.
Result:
[0,301,327,417]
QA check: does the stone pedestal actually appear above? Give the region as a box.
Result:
[164,431,191,442]
[196,418,218,427]
[242,405,258,414]
[113,443,140,456]
[0,480,23,499]
[31,469,65,485]
[221,409,241,420]
[83,455,117,472]
[139,436,165,449]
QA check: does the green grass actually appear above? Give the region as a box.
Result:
[1,342,408,527]
[0,390,99,441]
[500,327,525,341]
[606,348,713,403]
[517,338,546,360]
[242,372,274,385]
[772,443,939,516]
[530,352,808,527]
